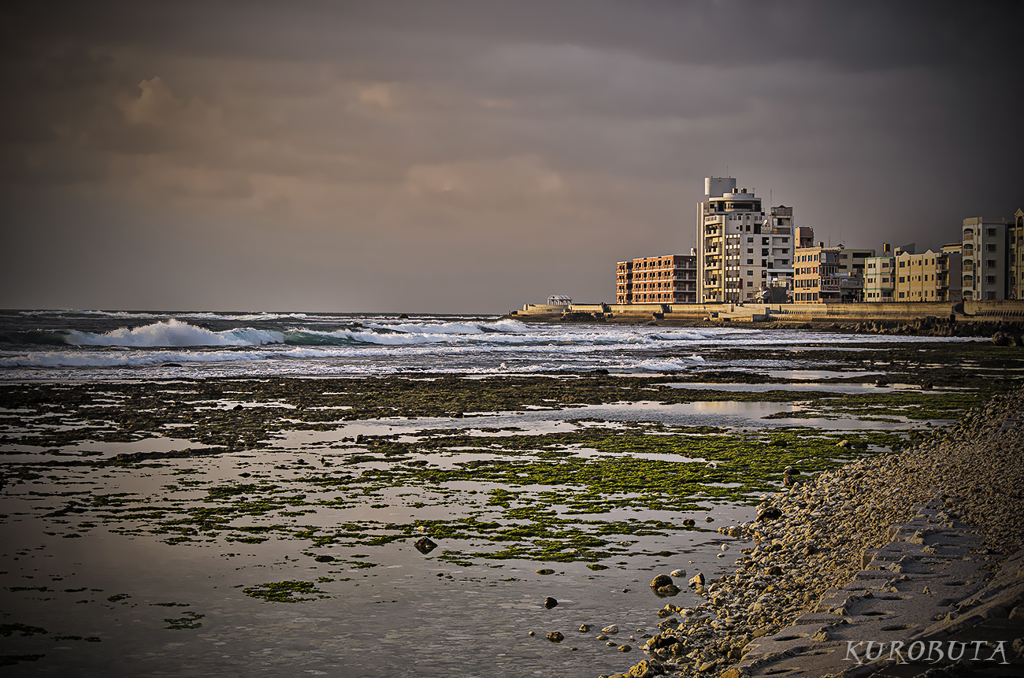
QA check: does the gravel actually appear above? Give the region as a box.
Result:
[625,386,1024,678]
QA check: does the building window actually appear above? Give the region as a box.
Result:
[987,228,997,237]
[987,260,996,268]
[986,244,997,252]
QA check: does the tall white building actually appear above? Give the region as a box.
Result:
[696,177,796,303]
[962,217,1007,301]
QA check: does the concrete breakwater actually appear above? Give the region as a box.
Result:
[611,387,1024,678]
[512,301,1024,339]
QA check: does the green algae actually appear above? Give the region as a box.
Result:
[164,611,204,630]
[0,623,47,637]
[243,580,328,603]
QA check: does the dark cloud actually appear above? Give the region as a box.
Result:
[1,1,1022,311]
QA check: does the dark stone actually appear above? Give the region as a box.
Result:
[544,597,558,609]
[414,537,438,554]
[546,631,564,643]
[654,584,681,597]
[315,555,335,563]
[650,574,673,589]
[757,507,783,522]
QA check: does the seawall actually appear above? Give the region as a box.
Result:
[512,301,1024,325]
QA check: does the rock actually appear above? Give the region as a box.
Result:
[535,568,555,575]
[670,568,686,577]
[705,516,715,523]
[602,625,619,634]
[767,565,784,576]
[544,597,558,609]
[650,574,673,589]
[628,659,665,677]
[413,537,437,554]
[618,644,632,652]
[546,631,564,643]
[579,624,591,632]
[756,507,783,521]
[682,518,696,527]
[314,555,335,562]
[654,584,681,597]
[688,572,705,588]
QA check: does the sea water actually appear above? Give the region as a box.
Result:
[0,310,980,677]
[0,309,976,381]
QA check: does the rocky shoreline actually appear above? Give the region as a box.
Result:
[609,386,1024,678]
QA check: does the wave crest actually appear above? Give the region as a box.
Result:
[67,319,283,348]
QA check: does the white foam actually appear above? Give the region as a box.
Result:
[0,349,267,368]
[66,320,283,348]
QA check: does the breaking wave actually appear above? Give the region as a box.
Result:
[67,320,284,348]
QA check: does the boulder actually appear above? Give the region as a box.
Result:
[544,597,558,609]
[650,574,673,589]
[546,631,564,643]
[413,537,437,554]
[628,659,666,677]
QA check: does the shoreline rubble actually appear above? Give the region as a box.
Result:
[611,386,1024,678]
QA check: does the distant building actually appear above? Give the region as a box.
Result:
[863,244,899,302]
[793,243,863,303]
[837,248,875,279]
[1010,209,1024,300]
[696,178,797,303]
[962,217,1008,301]
[618,254,697,304]
[892,247,962,302]
[615,260,633,303]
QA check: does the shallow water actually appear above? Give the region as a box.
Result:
[1,317,1010,677]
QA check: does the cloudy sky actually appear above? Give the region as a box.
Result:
[2,1,1022,313]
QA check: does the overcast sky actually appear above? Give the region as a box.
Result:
[2,0,1022,313]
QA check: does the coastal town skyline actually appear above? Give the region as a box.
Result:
[2,1,1023,313]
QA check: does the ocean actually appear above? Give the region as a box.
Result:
[0,309,994,677]
[0,309,971,381]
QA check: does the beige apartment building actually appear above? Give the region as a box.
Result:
[864,244,962,302]
[893,247,962,302]
[616,254,697,304]
[793,244,864,303]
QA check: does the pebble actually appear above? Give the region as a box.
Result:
[638,387,1024,678]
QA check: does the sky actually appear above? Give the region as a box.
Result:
[2,0,1023,313]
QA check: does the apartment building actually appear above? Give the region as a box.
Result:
[615,260,633,303]
[892,248,963,302]
[616,254,697,304]
[793,243,864,303]
[837,248,875,278]
[696,178,795,303]
[863,244,898,302]
[962,217,1008,301]
[1010,209,1024,300]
